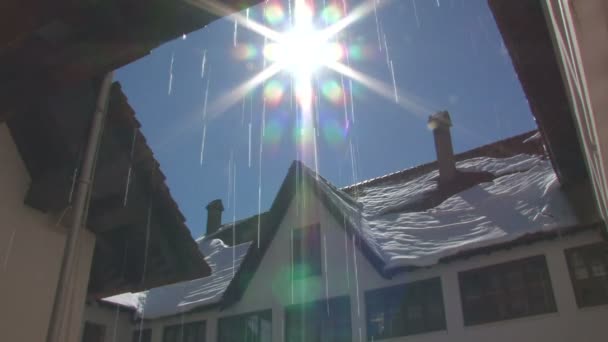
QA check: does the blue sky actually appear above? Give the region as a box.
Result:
[115,0,535,238]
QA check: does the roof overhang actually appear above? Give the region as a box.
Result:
[6,79,210,297]
[0,0,262,121]
[488,0,588,186]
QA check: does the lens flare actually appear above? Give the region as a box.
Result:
[263,119,283,145]
[264,3,285,26]
[293,121,314,145]
[321,80,344,104]
[264,80,285,106]
[348,44,365,61]
[321,4,344,24]
[233,44,258,60]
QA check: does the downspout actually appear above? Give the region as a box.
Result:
[46,71,114,342]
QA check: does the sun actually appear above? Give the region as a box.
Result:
[263,1,344,84]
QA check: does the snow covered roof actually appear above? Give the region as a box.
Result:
[103,237,251,319]
[103,131,586,318]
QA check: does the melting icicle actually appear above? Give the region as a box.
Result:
[168,52,174,95]
[233,19,238,47]
[200,50,207,79]
[2,229,16,271]
[412,0,421,28]
[199,125,207,165]
[389,60,399,103]
[123,127,137,207]
[248,123,252,168]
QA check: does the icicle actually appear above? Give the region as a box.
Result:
[123,127,137,207]
[323,231,330,315]
[248,123,252,168]
[412,0,421,28]
[2,229,16,271]
[199,125,207,165]
[233,19,238,47]
[200,50,207,79]
[168,52,174,95]
[389,60,399,104]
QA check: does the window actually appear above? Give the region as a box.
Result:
[163,321,206,342]
[218,309,272,342]
[292,224,322,279]
[285,296,351,342]
[565,242,608,307]
[81,322,106,342]
[365,277,446,340]
[459,255,556,325]
[132,329,152,342]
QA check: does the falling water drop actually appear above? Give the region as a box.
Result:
[313,128,319,181]
[382,32,390,69]
[323,230,330,315]
[232,162,237,277]
[200,50,207,79]
[436,0,441,7]
[248,123,252,168]
[412,0,421,28]
[68,167,78,204]
[2,229,16,271]
[233,19,238,47]
[341,75,349,127]
[246,8,250,22]
[373,1,382,51]
[389,60,399,104]
[352,235,361,317]
[344,218,350,289]
[199,125,207,165]
[168,52,174,95]
[202,73,211,121]
[123,127,137,207]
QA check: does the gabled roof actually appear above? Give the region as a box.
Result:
[105,130,600,318]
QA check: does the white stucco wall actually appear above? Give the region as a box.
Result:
[0,123,96,342]
[116,186,608,342]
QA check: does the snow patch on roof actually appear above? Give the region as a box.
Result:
[103,238,251,319]
[320,154,577,270]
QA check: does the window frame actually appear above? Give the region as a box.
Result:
[364,277,446,340]
[564,242,608,308]
[81,321,106,342]
[217,309,273,342]
[291,224,322,279]
[162,320,206,342]
[284,296,352,342]
[458,254,557,326]
[132,328,152,342]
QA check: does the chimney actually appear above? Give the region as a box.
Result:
[206,199,224,235]
[428,110,457,184]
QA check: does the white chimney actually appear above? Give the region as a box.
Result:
[428,111,457,184]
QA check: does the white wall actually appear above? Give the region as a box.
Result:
[0,123,96,342]
[127,187,608,342]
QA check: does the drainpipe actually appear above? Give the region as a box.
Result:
[46,71,114,342]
